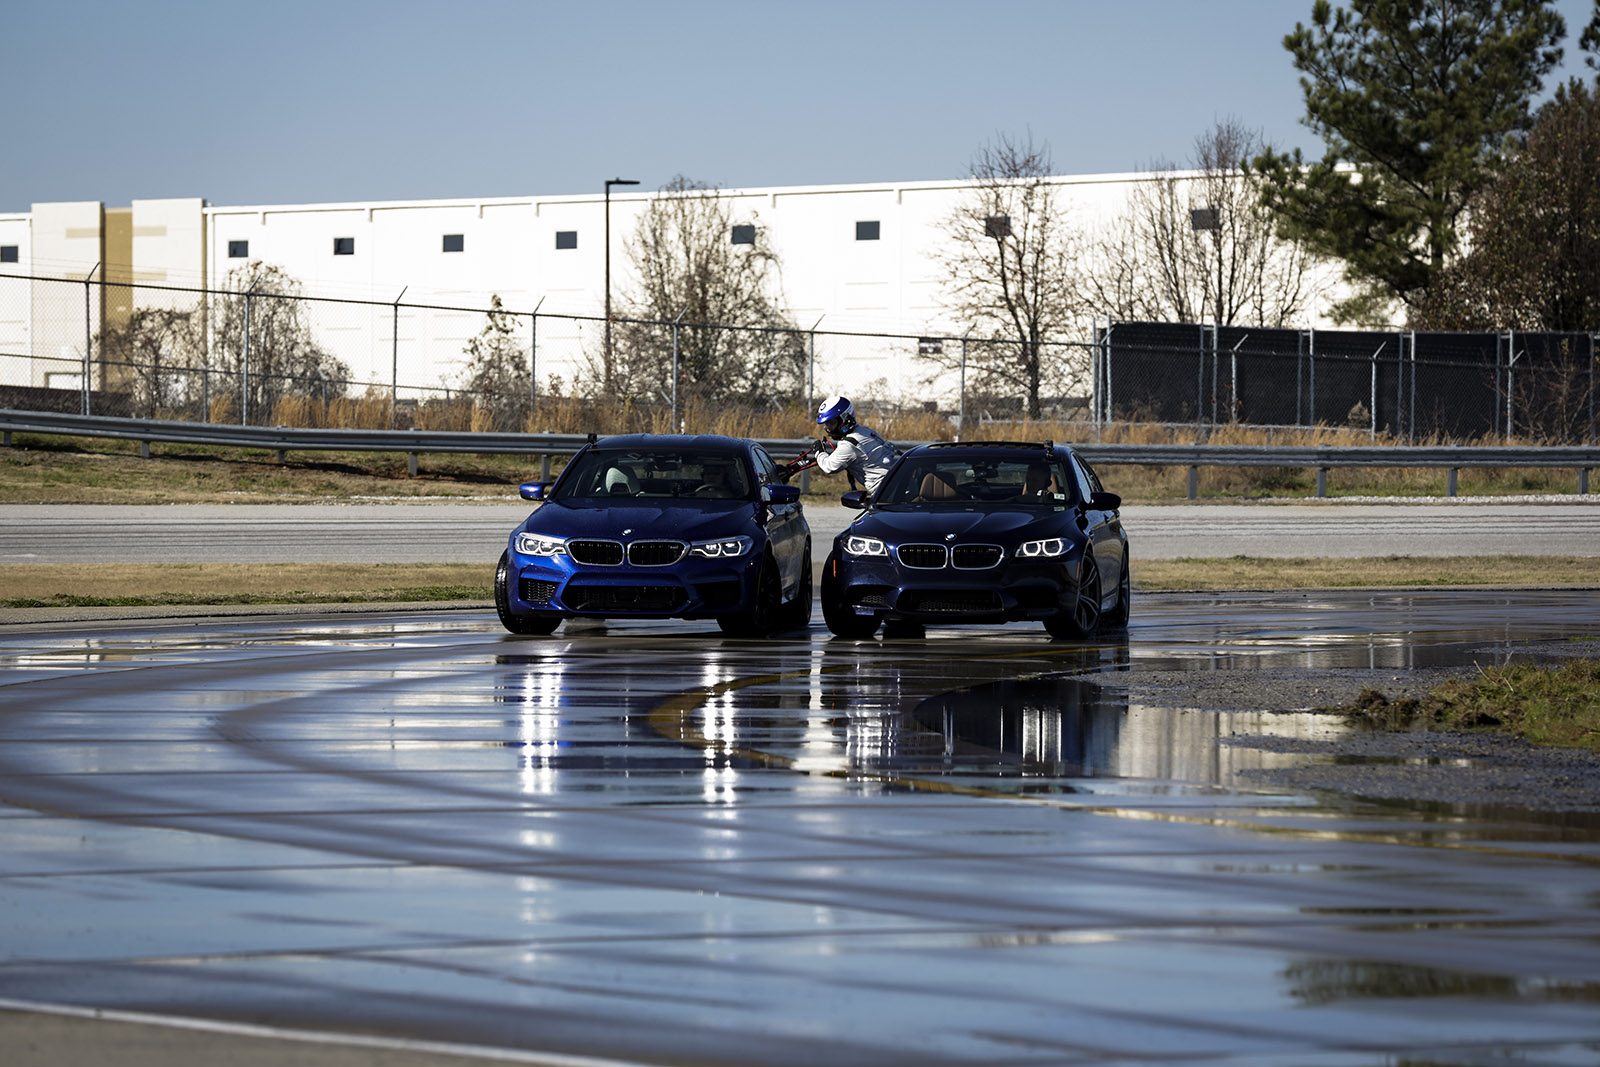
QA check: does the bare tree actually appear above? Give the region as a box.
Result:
[460,295,530,430]
[600,176,807,408]
[1077,221,1162,324]
[210,263,350,424]
[97,307,203,418]
[1091,120,1316,328]
[930,133,1086,418]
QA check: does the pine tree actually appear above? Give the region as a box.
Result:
[1253,0,1565,321]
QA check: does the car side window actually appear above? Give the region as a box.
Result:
[752,447,779,484]
[1079,456,1108,495]
[1066,455,1096,502]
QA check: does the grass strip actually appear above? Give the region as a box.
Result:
[1133,555,1599,590]
[1,563,490,608]
[1338,658,1600,753]
[4,556,1596,610]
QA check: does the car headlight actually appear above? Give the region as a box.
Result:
[516,532,569,557]
[844,535,889,557]
[689,535,752,558]
[1017,537,1067,558]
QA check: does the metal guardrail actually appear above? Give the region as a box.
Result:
[1073,442,1600,497]
[0,409,596,477]
[3,408,1597,497]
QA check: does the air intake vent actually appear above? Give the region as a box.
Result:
[564,584,686,613]
[520,578,558,605]
[900,589,1002,614]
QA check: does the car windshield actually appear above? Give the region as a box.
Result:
[874,454,1078,506]
[551,448,756,501]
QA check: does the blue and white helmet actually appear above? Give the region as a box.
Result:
[816,395,856,438]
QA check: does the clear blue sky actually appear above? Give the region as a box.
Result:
[7,0,1596,211]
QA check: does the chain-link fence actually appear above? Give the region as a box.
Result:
[3,272,1595,443]
[0,271,1091,435]
[1097,322,1599,443]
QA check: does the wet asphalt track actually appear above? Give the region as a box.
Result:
[3,591,1600,1065]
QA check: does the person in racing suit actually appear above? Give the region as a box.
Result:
[805,395,899,493]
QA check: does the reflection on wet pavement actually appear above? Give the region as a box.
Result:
[906,676,1358,795]
[1,590,1599,1065]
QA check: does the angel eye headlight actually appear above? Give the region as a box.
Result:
[516,533,569,557]
[1018,538,1067,558]
[690,536,752,558]
[845,536,888,557]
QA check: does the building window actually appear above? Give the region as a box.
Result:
[555,230,578,250]
[0,245,17,263]
[731,224,756,246]
[442,234,464,253]
[984,215,1011,238]
[855,220,880,241]
[333,237,355,255]
[227,240,249,258]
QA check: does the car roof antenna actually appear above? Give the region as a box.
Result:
[587,432,598,444]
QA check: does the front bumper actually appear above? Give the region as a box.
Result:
[828,551,1080,621]
[506,549,762,618]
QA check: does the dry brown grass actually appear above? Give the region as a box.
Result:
[269,389,403,429]
[2,563,490,607]
[1134,555,1600,591]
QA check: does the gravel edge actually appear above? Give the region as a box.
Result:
[1086,643,1600,814]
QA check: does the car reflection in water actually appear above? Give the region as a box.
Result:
[906,673,1355,798]
[904,676,1119,794]
[487,635,1353,806]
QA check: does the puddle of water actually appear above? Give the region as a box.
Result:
[897,675,1353,796]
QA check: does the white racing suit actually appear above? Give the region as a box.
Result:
[815,427,898,493]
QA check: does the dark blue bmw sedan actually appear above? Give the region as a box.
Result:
[495,435,811,636]
[820,441,1128,640]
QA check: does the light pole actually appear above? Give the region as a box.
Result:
[604,177,639,382]
[1190,206,1221,423]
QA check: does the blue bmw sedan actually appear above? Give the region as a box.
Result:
[495,434,811,636]
[820,441,1128,640]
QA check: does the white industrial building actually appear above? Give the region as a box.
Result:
[0,174,1345,405]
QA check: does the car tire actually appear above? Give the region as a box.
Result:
[1103,550,1131,630]
[821,556,881,639]
[495,551,561,635]
[1045,553,1102,640]
[776,544,814,631]
[719,554,783,638]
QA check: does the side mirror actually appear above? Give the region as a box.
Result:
[1089,490,1122,512]
[520,481,553,501]
[762,483,801,504]
[840,489,869,510]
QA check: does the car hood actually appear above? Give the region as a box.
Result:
[519,499,762,542]
[842,504,1079,544]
